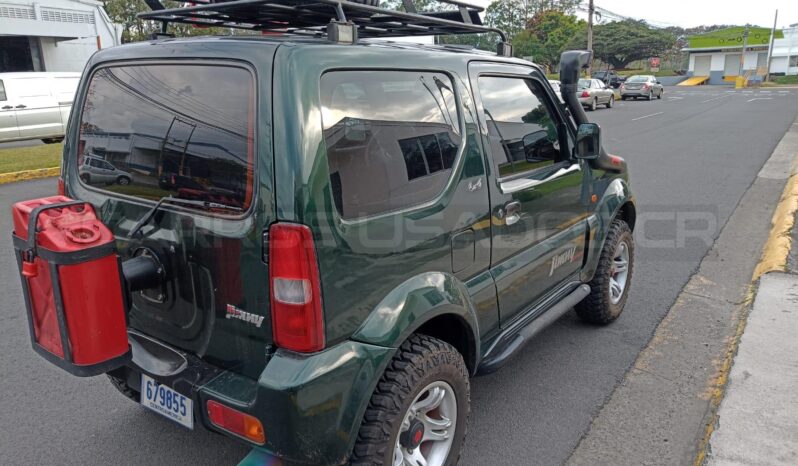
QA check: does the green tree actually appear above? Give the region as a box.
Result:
[513,10,584,67]
[566,19,675,69]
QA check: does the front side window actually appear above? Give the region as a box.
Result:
[478,76,566,177]
[321,70,460,219]
[789,56,798,67]
[78,64,255,212]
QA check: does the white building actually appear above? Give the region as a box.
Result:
[684,25,798,84]
[0,0,121,73]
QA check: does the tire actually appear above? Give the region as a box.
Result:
[80,173,91,184]
[646,90,653,101]
[351,334,470,466]
[575,218,634,325]
[41,138,63,144]
[107,373,140,403]
[606,95,614,108]
[117,176,131,185]
[657,89,663,99]
[589,98,597,111]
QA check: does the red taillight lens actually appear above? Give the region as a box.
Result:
[268,223,324,353]
[207,400,266,444]
[57,177,65,196]
[580,90,590,98]
[642,83,649,89]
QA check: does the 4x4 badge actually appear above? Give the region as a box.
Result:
[225,304,265,328]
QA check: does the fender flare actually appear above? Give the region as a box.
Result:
[582,177,636,282]
[350,271,481,372]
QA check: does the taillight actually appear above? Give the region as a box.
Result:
[57,177,65,196]
[642,83,649,89]
[580,90,590,98]
[207,400,266,444]
[268,223,324,352]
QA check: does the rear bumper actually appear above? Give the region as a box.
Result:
[118,332,393,465]
[620,88,650,96]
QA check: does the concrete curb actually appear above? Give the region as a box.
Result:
[0,167,59,185]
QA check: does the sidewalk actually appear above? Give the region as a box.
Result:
[705,272,798,465]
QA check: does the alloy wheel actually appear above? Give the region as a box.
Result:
[393,381,457,466]
[609,240,630,304]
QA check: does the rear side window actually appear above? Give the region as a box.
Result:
[53,77,79,103]
[78,64,255,211]
[321,70,460,220]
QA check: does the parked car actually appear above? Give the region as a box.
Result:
[79,155,133,186]
[620,75,664,100]
[548,79,565,103]
[30,3,636,465]
[0,72,80,144]
[592,70,625,88]
[578,78,616,110]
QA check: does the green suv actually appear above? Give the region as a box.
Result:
[53,1,635,464]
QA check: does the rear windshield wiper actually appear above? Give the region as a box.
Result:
[129,196,243,238]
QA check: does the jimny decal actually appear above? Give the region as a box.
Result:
[225,304,265,328]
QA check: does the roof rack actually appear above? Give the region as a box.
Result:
[138,0,511,55]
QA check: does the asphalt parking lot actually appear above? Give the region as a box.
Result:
[1,86,797,465]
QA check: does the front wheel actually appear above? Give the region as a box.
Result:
[351,334,470,466]
[575,218,634,324]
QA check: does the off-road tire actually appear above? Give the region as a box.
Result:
[351,334,470,466]
[107,373,140,402]
[575,218,634,325]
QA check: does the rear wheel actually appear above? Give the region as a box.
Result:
[657,89,663,99]
[589,98,597,111]
[575,218,634,324]
[117,176,131,185]
[41,137,63,144]
[606,95,614,108]
[646,90,653,101]
[351,334,470,466]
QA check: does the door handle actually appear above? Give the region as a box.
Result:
[503,201,522,226]
[1,105,12,110]
[15,105,26,109]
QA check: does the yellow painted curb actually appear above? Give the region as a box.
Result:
[0,167,60,185]
[695,151,798,465]
[752,172,798,280]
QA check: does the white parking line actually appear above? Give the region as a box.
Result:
[702,95,731,103]
[747,97,773,102]
[631,112,664,121]
[667,96,684,100]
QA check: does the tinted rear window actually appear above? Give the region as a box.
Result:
[77,64,255,211]
[320,70,460,220]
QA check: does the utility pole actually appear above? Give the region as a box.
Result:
[765,9,778,82]
[738,24,750,77]
[587,0,594,76]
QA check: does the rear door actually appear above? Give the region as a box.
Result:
[470,62,588,325]
[72,60,274,379]
[0,79,20,141]
[5,76,63,139]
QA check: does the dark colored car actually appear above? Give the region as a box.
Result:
[37,1,636,465]
[592,70,626,88]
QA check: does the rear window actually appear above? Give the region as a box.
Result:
[77,64,255,212]
[320,70,460,219]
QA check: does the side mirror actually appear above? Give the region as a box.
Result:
[656,80,662,84]
[576,123,601,160]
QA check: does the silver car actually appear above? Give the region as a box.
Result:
[620,75,664,100]
[79,156,133,186]
[548,79,565,104]
[577,78,615,111]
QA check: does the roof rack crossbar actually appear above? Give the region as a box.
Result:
[137,0,507,42]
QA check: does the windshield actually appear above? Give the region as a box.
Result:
[77,64,255,211]
[593,72,606,78]
[627,76,651,83]
[578,79,591,89]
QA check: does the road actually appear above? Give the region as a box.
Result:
[1,86,797,465]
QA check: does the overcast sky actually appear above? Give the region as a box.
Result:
[469,0,797,29]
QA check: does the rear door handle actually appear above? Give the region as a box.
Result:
[1,105,12,110]
[15,105,26,109]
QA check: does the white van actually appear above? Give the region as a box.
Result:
[0,72,81,144]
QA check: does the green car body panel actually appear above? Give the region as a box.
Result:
[59,35,635,465]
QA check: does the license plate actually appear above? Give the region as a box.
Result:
[140,374,193,429]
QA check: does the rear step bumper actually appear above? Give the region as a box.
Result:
[118,331,394,465]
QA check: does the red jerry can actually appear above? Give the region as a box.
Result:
[12,196,130,376]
